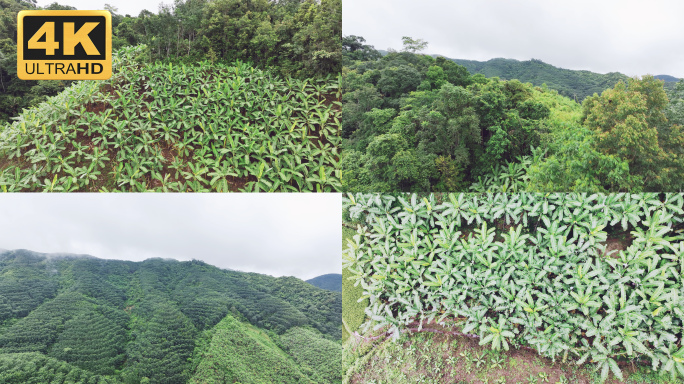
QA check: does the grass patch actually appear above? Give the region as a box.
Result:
[344,326,684,384]
[342,225,366,342]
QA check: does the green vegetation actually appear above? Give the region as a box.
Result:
[306,273,343,292]
[450,57,631,102]
[0,0,341,125]
[344,193,684,383]
[0,45,341,191]
[280,326,343,384]
[0,250,341,384]
[342,36,684,192]
[0,352,121,384]
[342,225,367,342]
[344,329,684,384]
[0,0,341,191]
[189,315,312,384]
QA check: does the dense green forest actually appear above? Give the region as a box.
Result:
[0,0,342,192]
[0,249,341,384]
[369,55,682,106]
[448,57,631,102]
[306,273,342,292]
[341,36,684,193]
[0,0,341,124]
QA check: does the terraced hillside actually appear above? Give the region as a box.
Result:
[0,249,341,384]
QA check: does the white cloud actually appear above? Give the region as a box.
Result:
[34,0,169,17]
[343,0,684,78]
[0,193,341,281]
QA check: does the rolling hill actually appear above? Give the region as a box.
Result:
[448,57,631,101]
[0,249,341,384]
[381,49,679,102]
[306,273,342,292]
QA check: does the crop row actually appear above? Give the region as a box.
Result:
[0,45,341,192]
[343,193,684,382]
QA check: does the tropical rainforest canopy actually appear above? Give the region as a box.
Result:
[341,36,684,193]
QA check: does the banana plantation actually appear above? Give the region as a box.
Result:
[0,45,341,192]
[343,193,684,382]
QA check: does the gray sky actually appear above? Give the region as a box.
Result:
[343,0,684,79]
[35,0,169,17]
[0,194,341,281]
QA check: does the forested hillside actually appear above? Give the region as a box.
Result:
[449,57,631,102]
[0,249,341,384]
[306,273,342,292]
[342,35,684,192]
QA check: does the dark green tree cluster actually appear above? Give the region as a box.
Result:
[0,0,75,124]
[305,273,342,292]
[123,302,196,384]
[342,37,549,191]
[115,0,340,78]
[0,250,341,384]
[0,352,121,384]
[49,311,127,375]
[342,35,684,192]
[0,292,96,353]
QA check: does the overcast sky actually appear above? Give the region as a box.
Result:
[0,194,341,281]
[35,0,168,17]
[344,0,684,79]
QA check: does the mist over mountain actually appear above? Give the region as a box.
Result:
[0,249,341,383]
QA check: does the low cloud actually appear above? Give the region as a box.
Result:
[0,194,341,281]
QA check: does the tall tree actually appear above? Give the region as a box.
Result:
[581,76,684,190]
[401,36,428,53]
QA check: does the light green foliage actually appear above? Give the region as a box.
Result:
[0,45,341,192]
[189,315,312,384]
[344,193,684,383]
[343,226,368,341]
[666,80,684,127]
[401,37,428,54]
[280,327,342,384]
[581,76,684,191]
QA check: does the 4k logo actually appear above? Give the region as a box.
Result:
[17,10,111,80]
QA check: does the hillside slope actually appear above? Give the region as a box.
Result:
[0,249,341,384]
[0,45,341,192]
[449,57,630,101]
[189,315,312,384]
[306,273,342,292]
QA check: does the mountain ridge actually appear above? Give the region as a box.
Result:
[306,273,342,292]
[0,250,341,383]
[376,50,679,100]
